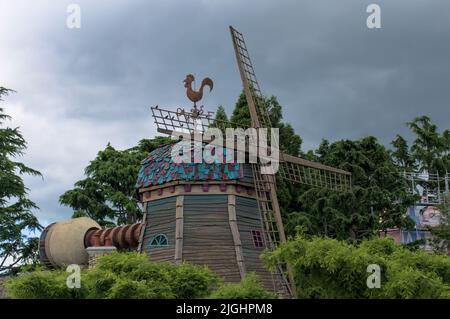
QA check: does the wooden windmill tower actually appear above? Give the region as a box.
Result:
[142,26,352,298]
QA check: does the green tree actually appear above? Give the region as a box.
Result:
[228,92,303,221]
[391,134,415,171]
[427,194,450,253]
[408,116,450,175]
[229,92,302,156]
[286,137,417,241]
[263,233,450,298]
[60,136,170,226]
[210,105,230,132]
[0,87,42,274]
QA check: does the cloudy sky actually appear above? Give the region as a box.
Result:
[1,0,449,227]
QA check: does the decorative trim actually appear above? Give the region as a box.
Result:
[139,184,257,202]
[148,234,169,248]
[138,179,255,194]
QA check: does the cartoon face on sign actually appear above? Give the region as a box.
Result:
[420,206,441,227]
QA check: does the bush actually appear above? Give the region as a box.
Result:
[170,262,220,298]
[5,269,86,299]
[6,252,221,299]
[210,273,276,299]
[263,235,450,299]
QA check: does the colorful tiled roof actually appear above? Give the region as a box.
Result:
[136,143,243,188]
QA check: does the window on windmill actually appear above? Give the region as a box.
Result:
[251,230,264,248]
[149,234,169,248]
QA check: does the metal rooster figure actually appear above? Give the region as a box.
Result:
[183,74,214,108]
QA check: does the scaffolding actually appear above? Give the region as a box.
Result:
[403,171,450,205]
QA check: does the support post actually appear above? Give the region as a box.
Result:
[175,196,184,264]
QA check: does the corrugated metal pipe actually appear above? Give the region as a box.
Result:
[84,223,143,249]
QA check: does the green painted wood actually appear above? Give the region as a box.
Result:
[235,196,275,289]
[142,197,176,261]
[183,195,241,283]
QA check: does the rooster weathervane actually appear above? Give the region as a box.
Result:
[182,74,214,119]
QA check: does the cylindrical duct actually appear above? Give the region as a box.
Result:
[84,223,143,249]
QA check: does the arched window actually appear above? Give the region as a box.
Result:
[149,234,168,248]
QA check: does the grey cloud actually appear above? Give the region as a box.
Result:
[1,0,449,225]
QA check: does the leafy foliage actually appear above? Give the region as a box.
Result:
[210,105,229,132]
[0,87,42,275]
[287,137,417,240]
[407,116,450,174]
[6,252,222,299]
[427,194,450,253]
[210,273,276,299]
[229,92,302,157]
[391,135,416,170]
[263,234,450,298]
[59,137,171,226]
[217,92,304,223]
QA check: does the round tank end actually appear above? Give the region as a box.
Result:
[39,217,101,268]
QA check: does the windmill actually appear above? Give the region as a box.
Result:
[148,26,352,297]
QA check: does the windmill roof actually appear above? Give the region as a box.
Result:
[136,143,243,188]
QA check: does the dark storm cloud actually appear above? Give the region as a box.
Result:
[45,0,450,145]
[1,0,449,224]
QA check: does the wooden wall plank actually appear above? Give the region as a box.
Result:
[142,197,176,262]
[183,195,241,283]
[235,196,276,291]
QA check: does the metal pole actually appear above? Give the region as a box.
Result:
[437,171,441,203]
[445,171,449,193]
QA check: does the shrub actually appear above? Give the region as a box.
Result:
[170,262,220,298]
[210,273,276,299]
[5,269,87,299]
[6,252,221,299]
[263,235,450,299]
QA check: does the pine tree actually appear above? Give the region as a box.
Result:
[391,134,415,171]
[210,105,230,132]
[408,116,449,174]
[0,87,42,274]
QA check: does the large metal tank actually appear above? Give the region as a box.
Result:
[39,217,101,268]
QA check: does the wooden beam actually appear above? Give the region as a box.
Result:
[175,196,184,264]
[137,202,147,253]
[228,194,246,279]
[230,26,261,128]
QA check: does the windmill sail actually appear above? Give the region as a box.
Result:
[230,25,294,297]
[280,153,352,191]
